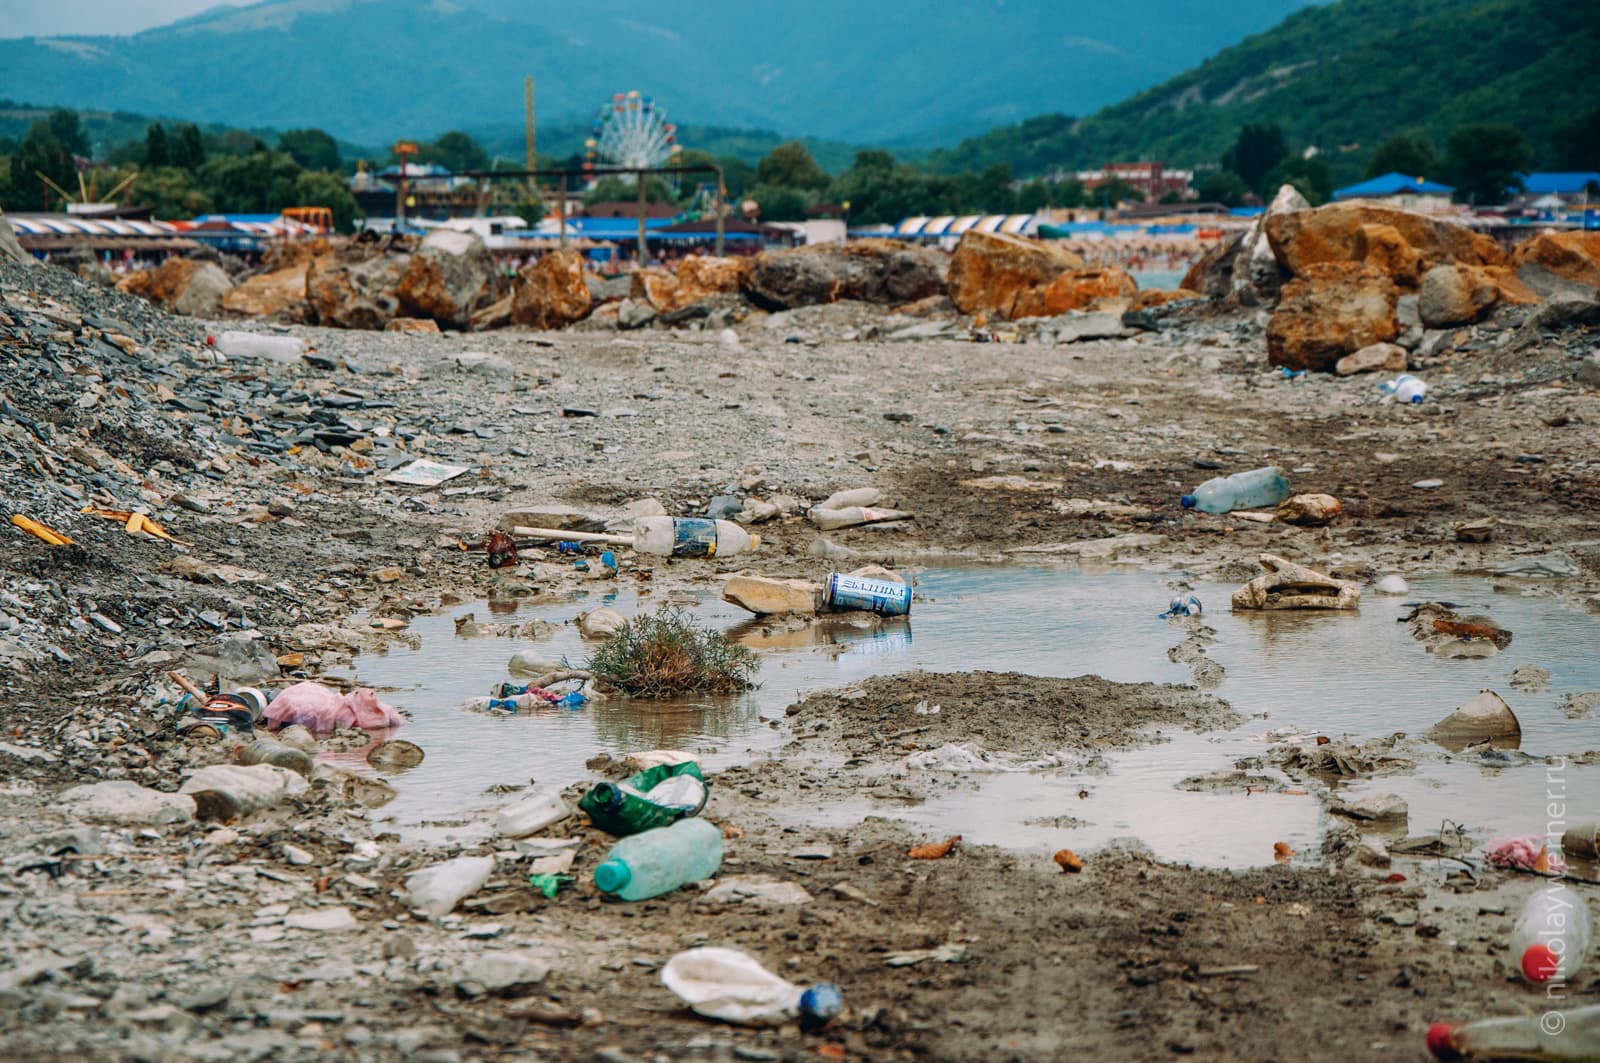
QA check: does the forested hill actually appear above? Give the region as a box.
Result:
[928,0,1597,179]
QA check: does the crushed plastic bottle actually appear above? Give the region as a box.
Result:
[593,817,723,901]
[1159,594,1202,618]
[1428,1002,1600,1061]
[633,517,758,558]
[661,946,842,1028]
[1510,883,1592,984]
[1380,374,1428,404]
[1180,466,1291,513]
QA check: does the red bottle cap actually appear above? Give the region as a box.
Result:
[1521,943,1559,982]
[1426,1022,1462,1060]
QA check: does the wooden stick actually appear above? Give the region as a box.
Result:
[1196,964,1260,978]
[167,670,207,701]
[511,526,634,546]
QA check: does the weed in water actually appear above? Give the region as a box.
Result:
[583,606,759,697]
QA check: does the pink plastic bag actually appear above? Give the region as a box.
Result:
[265,681,406,734]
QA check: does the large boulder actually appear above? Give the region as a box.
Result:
[0,207,28,265]
[743,239,946,310]
[510,249,592,329]
[397,229,499,329]
[1509,230,1600,297]
[1016,266,1139,318]
[1183,184,1309,299]
[222,262,316,318]
[1266,262,1398,372]
[947,231,1083,319]
[117,256,234,316]
[1418,263,1499,327]
[1352,223,1425,289]
[306,252,409,330]
[1265,204,1497,282]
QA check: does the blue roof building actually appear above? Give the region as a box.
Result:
[1333,172,1455,200]
[1516,172,1600,196]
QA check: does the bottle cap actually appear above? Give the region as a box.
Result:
[1179,495,1196,509]
[593,859,630,894]
[1425,1022,1462,1060]
[799,983,843,1027]
[1521,942,1559,982]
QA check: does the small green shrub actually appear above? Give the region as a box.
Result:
[583,607,759,697]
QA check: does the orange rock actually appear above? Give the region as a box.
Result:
[118,257,233,315]
[948,230,1084,319]
[1017,265,1138,318]
[1265,203,1494,279]
[222,263,312,318]
[1418,263,1499,327]
[630,268,680,311]
[1266,262,1398,373]
[1509,230,1600,293]
[307,253,408,330]
[744,239,946,309]
[510,249,593,329]
[1353,223,1424,290]
[908,835,960,860]
[1484,265,1540,305]
[1053,848,1083,873]
[470,293,513,331]
[1273,841,1295,862]
[384,317,440,334]
[396,229,498,329]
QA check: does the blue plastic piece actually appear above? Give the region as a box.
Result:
[1159,594,1203,619]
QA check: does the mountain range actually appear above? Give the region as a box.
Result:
[928,0,1594,177]
[0,0,1316,147]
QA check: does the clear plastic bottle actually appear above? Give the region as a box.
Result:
[661,946,842,1028]
[1511,884,1592,984]
[1180,466,1291,513]
[1380,374,1428,404]
[1428,1003,1600,1061]
[632,517,758,558]
[593,817,723,900]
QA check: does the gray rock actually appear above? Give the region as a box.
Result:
[451,951,550,998]
[59,781,195,825]
[616,297,656,330]
[184,633,280,685]
[1046,311,1129,344]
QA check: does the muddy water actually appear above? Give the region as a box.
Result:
[340,568,1600,867]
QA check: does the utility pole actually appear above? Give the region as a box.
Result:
[714,165,725,256]
[524,77,537,207]
[636,169,648,263]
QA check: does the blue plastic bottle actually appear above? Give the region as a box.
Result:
[593,817,724,901]
[1180,466,1291,514]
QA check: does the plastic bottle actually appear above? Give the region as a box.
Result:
[823,573,912,616]
[237,738,314,778]
[1380,374,1428,404]
[593,817,723,900]
[1180,467,1291,513]
[211,331,307,364]
[493,789,572,839]
[1428,1003,1600,1061]
[632,517,758,558]
[580,761,708,837]
[1510,884,1592,984]
[661,946,843,1028]
[1159,594,1202,618]
[810,506,913,531]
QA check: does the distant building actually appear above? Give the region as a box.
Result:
[1332,172,1454,212]
[1071,162,1194,202]
[1514,172,1600,204]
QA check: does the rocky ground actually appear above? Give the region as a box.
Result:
[2,247,1600,1062]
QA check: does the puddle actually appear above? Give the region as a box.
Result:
[337,568,1600,868]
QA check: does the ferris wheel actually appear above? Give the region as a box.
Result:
[585,90,681,174]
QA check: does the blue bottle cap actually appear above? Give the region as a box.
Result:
[800,983,843,1023]
[1180,494,1196,509]
[593,859,630,893]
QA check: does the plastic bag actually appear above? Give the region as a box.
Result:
[264,681,406,734]
[579,760,707,836]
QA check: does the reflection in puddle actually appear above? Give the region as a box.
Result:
[341,568,1600,868]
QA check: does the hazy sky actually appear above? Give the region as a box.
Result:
[0,0,239,38]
